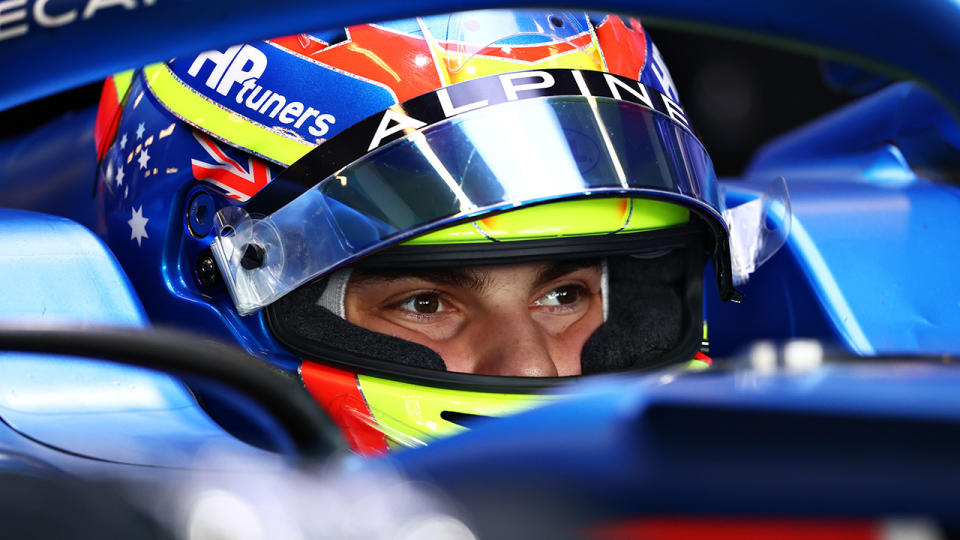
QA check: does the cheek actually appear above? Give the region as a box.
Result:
[347,313,463,347]
[345,304,470,365]
[346,322,478,374]
[387,318,464,342]
[413,340,479,374]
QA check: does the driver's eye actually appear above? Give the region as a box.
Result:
[552,285,580,305]
[399,293,441,314]
[536,285,584,307]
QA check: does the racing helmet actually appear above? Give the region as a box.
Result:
[94,10,739,454]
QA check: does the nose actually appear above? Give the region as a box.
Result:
[470,310,558,377]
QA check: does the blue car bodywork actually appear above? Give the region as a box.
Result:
[1,0,960,534]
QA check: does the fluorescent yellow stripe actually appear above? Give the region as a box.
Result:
[112,69,134,101]
[358,374,547,446]
[445,43,604,84]
[142,63,314,166]
[683,359,711,371]
[406,197,690,245]
[359,353,711,447]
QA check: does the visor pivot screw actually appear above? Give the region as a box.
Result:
[196,251,220,287]
[241,243,265,270]
[187,191,215,238]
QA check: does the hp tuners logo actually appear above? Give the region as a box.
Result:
[186,44,336,140]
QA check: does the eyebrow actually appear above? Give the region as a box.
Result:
[350,259,601,293]
[350,266,491,293]
[533,259,602,288]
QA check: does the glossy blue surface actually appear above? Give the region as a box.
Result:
[3,0,960,117]
[0,209,145,326]
[0,210,272,465]
[393,364,960,519]
[711,178,960,356]
[747,82,960,183]
[705,82,960,356]
[0,353,273,467]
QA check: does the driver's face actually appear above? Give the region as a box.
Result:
[344,261,603,376]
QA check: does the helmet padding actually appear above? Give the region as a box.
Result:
[581,248,703,374]
[269,278,446,372]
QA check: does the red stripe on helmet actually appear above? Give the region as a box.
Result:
[300,361,389,455]
[94,76,123,162]
[594,15,648,80]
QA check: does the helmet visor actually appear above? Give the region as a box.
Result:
[212,96,723,315]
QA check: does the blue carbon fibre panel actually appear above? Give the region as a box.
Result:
[746,82,960,184]
[704,251,843,358]
[0,211,272,465]
[0,353,274,467]
[711,178,960,356]
[393,365,960,520]
[0,209,146,326]
[706,81,960,356]
[2,0,960,118]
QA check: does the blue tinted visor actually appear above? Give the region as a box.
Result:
[211,97,728,315]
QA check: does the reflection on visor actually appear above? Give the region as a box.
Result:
[212,97,721,315]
